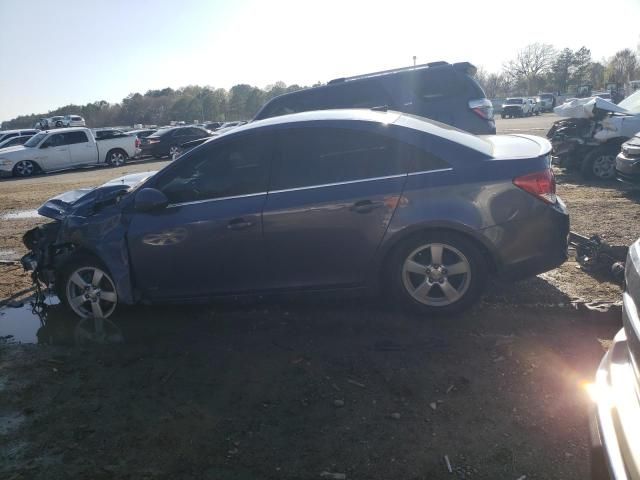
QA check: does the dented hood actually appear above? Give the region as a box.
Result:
[554,96,629,119]
[38,171,157,220]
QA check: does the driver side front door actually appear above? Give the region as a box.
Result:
[39,133,71,171]
[127,132,273,300]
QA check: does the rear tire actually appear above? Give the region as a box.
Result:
[58,255,119,319]
[580,146,618,180]
[106,149,127,167]
[389,231,487,316]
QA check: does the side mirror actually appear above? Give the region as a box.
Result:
[134,188,169,212]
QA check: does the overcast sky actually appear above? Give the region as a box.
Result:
[1,0,639,122]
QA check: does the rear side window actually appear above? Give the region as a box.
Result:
[66,131,88,144]
[272,127,400,190]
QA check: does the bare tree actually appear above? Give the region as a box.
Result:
[503,43,556,94]
[607,48,638,84]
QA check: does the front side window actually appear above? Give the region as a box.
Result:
[154,134,271,204]
[271,127,400,191]
[43,133,69,147]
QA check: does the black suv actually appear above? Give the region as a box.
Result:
[253,61,495,134]
[139,126,211,159]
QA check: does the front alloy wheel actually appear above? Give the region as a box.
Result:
[169,145,179,159]
[65,265,118,319]
[13,160,36,177]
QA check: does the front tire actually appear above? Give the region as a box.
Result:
[389,232,487,315]
[106,149,127,167]
[13,160,37,177]
[580,146,618,180]
[59,255,119,319]
[168,145,179,159]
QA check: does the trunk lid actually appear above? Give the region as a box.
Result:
[482,134,551,160]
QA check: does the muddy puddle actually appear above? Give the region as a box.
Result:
[1,210,41,220]
[0,294,211,346]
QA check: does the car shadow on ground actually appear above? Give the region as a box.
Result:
[15,274,580,349]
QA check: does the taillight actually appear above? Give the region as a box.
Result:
[468,98,494,120]
[135,137,140,148]
[513,169,557,204]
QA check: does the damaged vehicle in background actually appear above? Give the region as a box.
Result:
[547,91,640,180]
[21,109,568,320]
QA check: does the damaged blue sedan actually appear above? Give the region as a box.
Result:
[21,109,569,319]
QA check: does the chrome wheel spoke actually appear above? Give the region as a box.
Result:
[413,280,433,298]
[100,291,117,302]
[405,260,427,275]
[70,272,88,289]
[430,244,443,265]
[70,295,86,307]
[440,281,460,301]
[91,301,104,318]
[91,269,103,287]
[446,261,468,276]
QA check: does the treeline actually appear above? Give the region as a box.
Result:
[476,45,638,98]
[1,82,310,129]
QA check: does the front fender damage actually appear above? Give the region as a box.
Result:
[21,211,135,304]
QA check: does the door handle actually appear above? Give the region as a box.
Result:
[227,218,254,230]
[350,200,384,214]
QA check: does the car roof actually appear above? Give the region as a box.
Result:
[40,127,89,134]
[220,108,492,156]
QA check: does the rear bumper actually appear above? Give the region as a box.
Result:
[486,197,570,280]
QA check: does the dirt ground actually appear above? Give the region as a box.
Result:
[0,114,635,479]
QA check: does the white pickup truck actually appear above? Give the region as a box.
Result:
[0,127,136,177]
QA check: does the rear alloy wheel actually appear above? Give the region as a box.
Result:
[13,160,36,177]
[581,146,617,180]
[62,261,118,319]
[391,232,487,315]
[107,149,127,167]
[168,145,179,159]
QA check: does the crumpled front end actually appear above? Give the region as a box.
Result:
[20,210,137,305]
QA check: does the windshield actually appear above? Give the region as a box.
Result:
[540,94,553,100]
[23,132,47,147]
[618,90,640,114]
[505,98,523,104]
